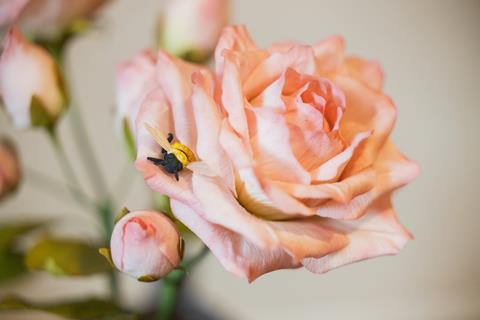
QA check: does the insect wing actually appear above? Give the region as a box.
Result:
[144,123,172,152]
[186,161,217,177]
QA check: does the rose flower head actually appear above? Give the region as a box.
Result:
[0,137,21,199]
[0,27,68,129]
[110,210,182,281]
[131,25,419,282]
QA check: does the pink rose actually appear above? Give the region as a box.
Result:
[157,0,229,62]
[133,25,419,282]
[0,137,21,199]
[0,0,107,38]
[110,210,181,281]
[0,27,67,129]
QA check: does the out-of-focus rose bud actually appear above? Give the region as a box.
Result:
[115,50,157,158]
[110,210,181,281]
[0,27,67,129]
[0,137,21,199]
[0,0,108,39]
[157,0,228,62]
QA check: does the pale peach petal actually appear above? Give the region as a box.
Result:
[262,181,316,217]
[170,200,300,282]
[249,107,311,184]
[219,120,253,169]
[135,89,173,160]
[243,45,316,100]
[337,75,397,176]
[313,35,345,75]
[314,140,420,220]
[302,194,412,274]
[191,173,277,248]
[345,56,384,91]
[116,49,157,135]
[273,167,377,204]
[220,58,250,138]
[311,130,372,182]
[156,51,211,148]
[215,25,260,76]
[267,217,348,263]
[191,71,234,189]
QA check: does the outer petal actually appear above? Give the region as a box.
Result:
[171,200,300,282]
[215,25,260,77]
[313,35,345,75]
[191,71,234,187]
[171,199,348,281]
[156,51,212,148]
[314,140,420,220]
[345,56,384,91]
[337,75,397,176]
[116,49,157,135]
[302,194,412,274]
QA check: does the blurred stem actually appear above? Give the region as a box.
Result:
[26,166,95,210]
[46,128,93,210]
[158,245,209,320]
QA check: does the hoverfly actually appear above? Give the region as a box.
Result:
[144,123,214,180]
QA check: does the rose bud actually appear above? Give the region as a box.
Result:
[0,27,67,129]
[157,0,229,62]
[110,210,182,281]
[0,0,108,39]
[0,137,21,199]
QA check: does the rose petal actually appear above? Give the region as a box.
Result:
[302,194,412,274]
[243,45,316,100]
[337,75,397,176]
[156,51,211,148]
[170,200,300,282]
[313,35,345,75]
[345,56,384,91]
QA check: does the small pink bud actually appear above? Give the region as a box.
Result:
[0,137,21,199]
[110,210,181,281]
[0,27,67,129]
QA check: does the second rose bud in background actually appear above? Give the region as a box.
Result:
[157,0,229,62]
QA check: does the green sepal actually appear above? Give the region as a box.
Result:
[178,238,185,260]
[98,247,115,268]
[0,295,137,320]
[29,95,53,128]
[114,207,130,225]
[137,275,158,282]
[122,118,136,160]
[25,238,112,276]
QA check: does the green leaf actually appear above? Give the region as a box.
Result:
[122,118,136,160]
[0,250,26,284]
[0,295,137,320]
[0,222,43,248]
[25,238,111,276]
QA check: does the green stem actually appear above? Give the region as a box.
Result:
[46,128,93,210]
[157,245,209,320]
[26,166,95,210]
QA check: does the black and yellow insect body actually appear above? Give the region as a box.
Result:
[147,131,196,181]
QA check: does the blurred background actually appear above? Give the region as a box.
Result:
[0,0,479,319]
